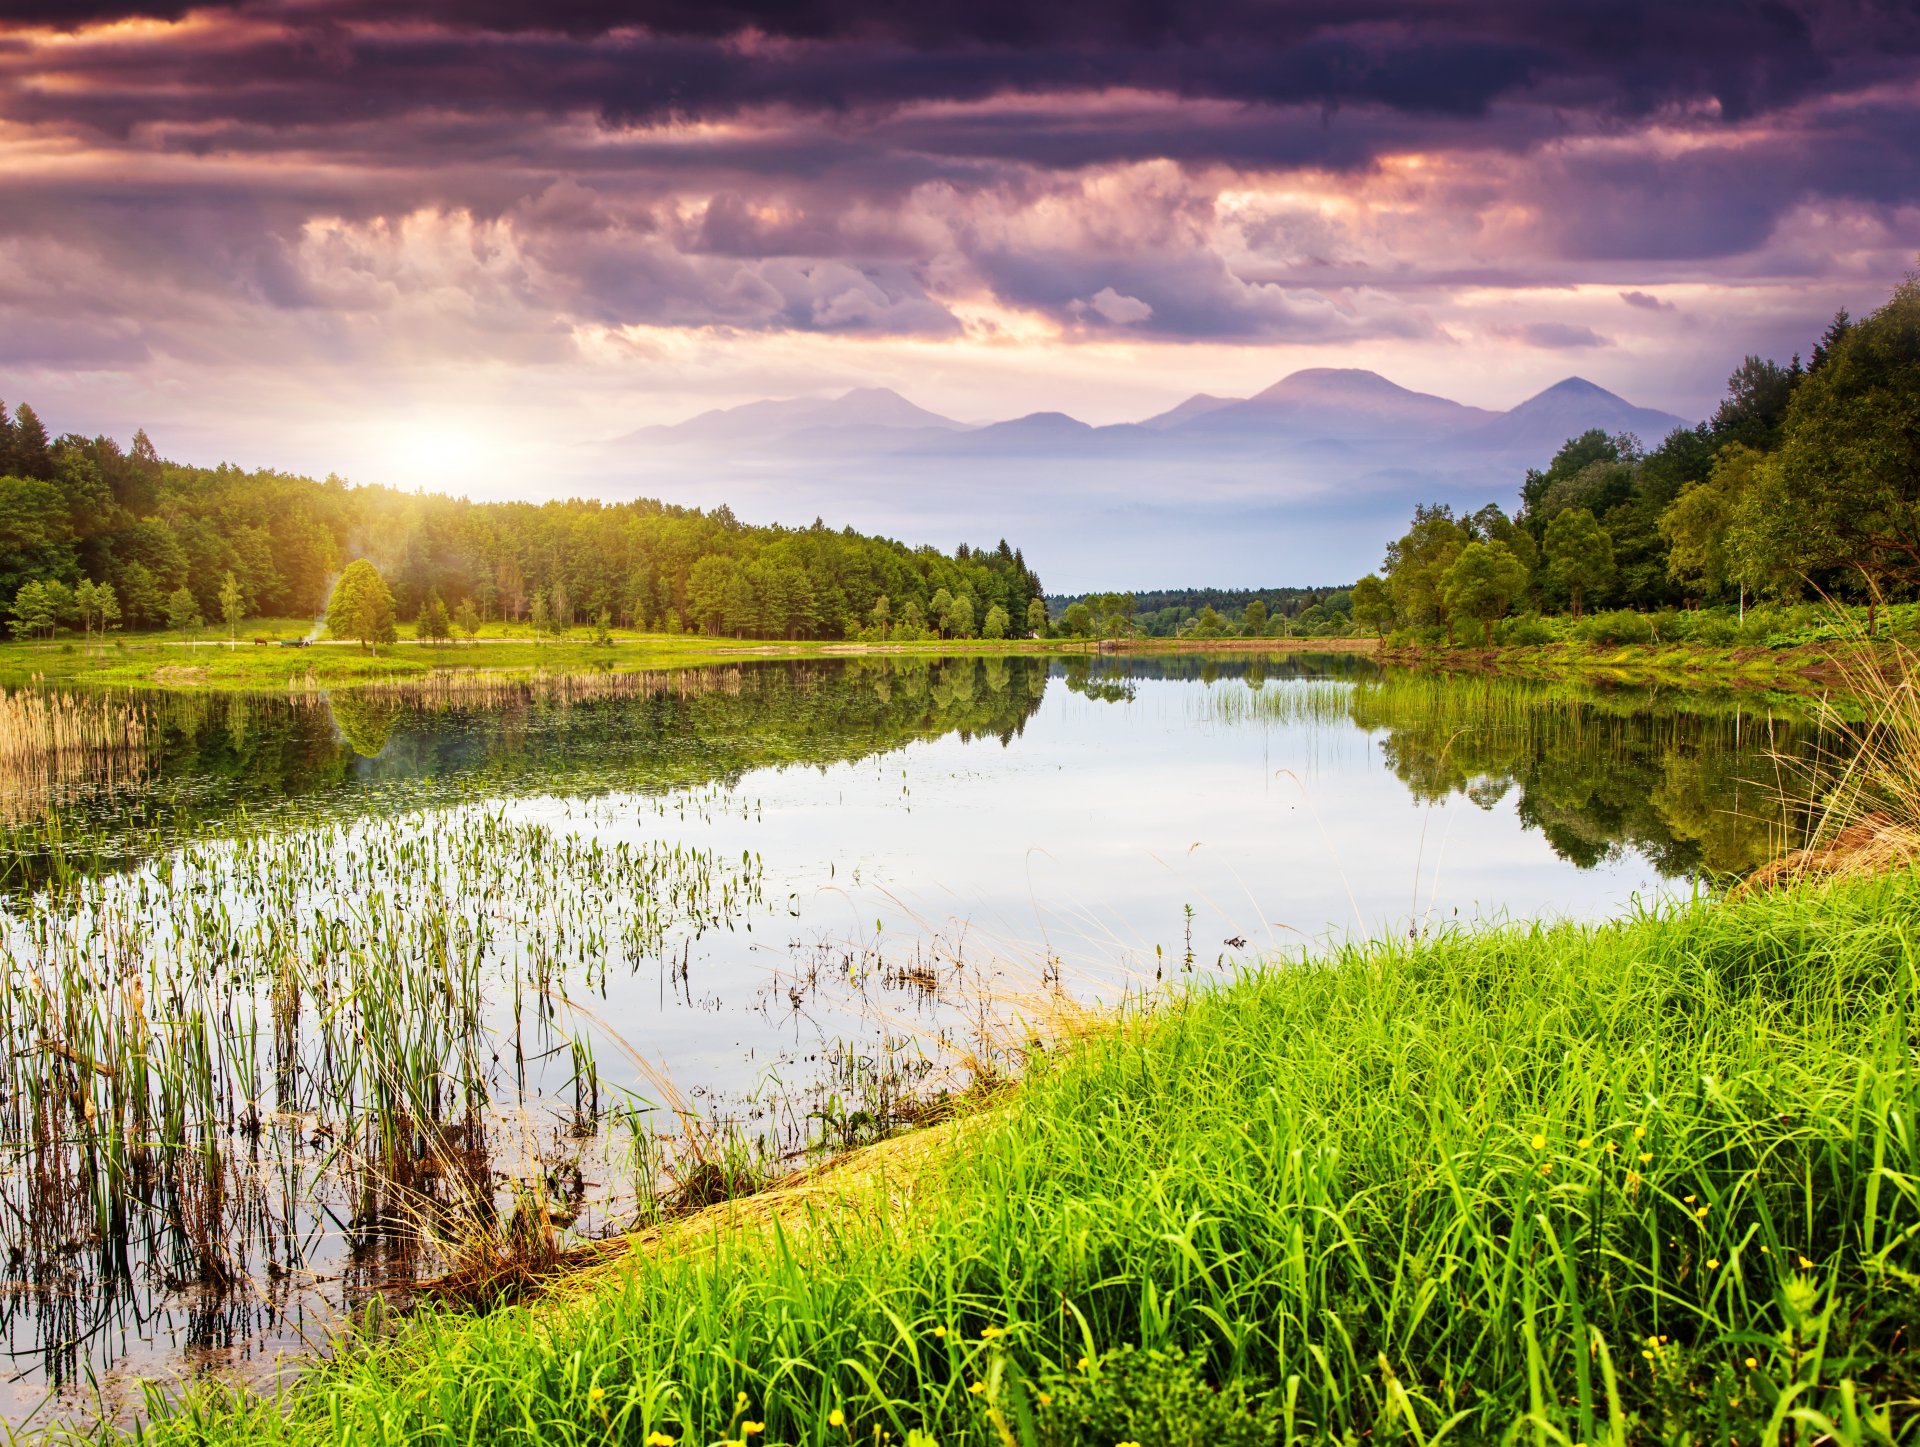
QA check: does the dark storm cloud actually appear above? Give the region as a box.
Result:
[0,0,1917,353]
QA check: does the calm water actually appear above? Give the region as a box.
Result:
[0,654,1825,1429]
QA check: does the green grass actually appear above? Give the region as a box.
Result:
[92,871,1920,1447]
[0,623,1095,692]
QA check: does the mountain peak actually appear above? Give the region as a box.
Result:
[1251,368,1407,401]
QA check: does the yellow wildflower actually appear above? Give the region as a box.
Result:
[743,1424,764,1437]
[646,1434,676,1447]
[968,1383,986,1396]
[1036,1393,1053,1407]
[933,1326,947,1339]
[1578,1137,1592,1149]
[1604,1142,1617,1154]
[981,1326,1004,1339]
[828,1409,845,1428]
[1639,1152,1652,1164]
[1634,1125,1647,1140]
[1707,1258,1720,1269]
[1745,1357,1759,1369]
[1799,1254,1814,1269]
[1077,1356,1090,1370]
[1531,1133,1546,1150]
[588,1387,606,1404]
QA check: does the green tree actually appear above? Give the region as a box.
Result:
[1026,597,1048,636]
[119,561,163,629]
[1543,508,1615,619]
[418,593,452,645]
[217,568,245,648]
[947,593,975,639]
[1241,599,1268,635]
[324,559,397,654]
[166,584,204,640]
[454,597,481,644]
[1350,575,1393,636]
[549,579,572,636]
[1442,541,1531,645]
[529,590,550,644]
[869,594,891,637]
[982,603,1009,639]
[8,581,57,640]
[1383,504,1469,637]
[1060,600,1093,637]
[1766,276,1920,630]
[929,587,955,637]
[73,578,120,644]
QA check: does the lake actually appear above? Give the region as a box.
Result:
[0,652,1828,1430]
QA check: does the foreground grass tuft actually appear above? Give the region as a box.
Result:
[105,873,1920,1446]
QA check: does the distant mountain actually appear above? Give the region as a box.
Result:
[598,368,1696,589]
[1462,377,1686,455]
[1139,393,1238,430]
[623,387,969,448]
[1189,368,1496,440]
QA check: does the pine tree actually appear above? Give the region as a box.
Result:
[11,403,52,480]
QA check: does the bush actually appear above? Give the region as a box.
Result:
[1575,609,1655,645]
[1028,1345,1277,1447]
[1677,610,1741,646]
[1496,612,1558,646]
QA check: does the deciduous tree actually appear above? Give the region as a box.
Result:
[324,559,397,654]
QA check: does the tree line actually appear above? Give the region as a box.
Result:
[1044,586,1357,640]
[1358,273,1920,643]
[0,409,1044,644]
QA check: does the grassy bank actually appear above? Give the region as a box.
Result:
[1379,639,1884,692]
[0,630,1079,692]
[91,870,1920,1447]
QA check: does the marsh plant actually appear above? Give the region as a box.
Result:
[0,803,765,1391]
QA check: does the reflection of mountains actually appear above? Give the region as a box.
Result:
[1348,675,1824,877]
[10,658,1049,886]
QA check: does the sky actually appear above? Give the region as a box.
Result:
[2,1,1918,500]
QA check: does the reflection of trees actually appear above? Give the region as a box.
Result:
[328,694,403,758]
[1351,675,1826,876]
[14,658,1052,886]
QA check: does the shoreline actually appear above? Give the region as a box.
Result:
[82,866,1920,1447]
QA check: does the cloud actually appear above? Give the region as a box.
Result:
[1619,290,1676,311]
[1078,287,1154,324]
[1492,321,1614,349]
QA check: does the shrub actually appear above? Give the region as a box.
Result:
[1028,1345,1278,1447]
[1496,612,1558,646]
[1575,609,1655,645]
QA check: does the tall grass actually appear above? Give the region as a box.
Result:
[96,869,1920,1447]
[0,686,151,821]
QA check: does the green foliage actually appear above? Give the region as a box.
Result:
[217,568,245,645]
[1030,1345,1278,1447]
[1349,574,1391,635]
[1026,597,1047,637]
[164,585,202,636]
[325,559,397,654]
[1543,507,1615,618]
[1442,540,1529,644]
[981,603,1009,640]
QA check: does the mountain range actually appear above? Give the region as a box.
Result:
[601,370,1689,590]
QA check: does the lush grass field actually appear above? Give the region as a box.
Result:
[0,621,1085,691]
[91,870,1919,1447]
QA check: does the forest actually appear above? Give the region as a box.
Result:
[1363,273,1920,644]
[0,411,1043,643]
[1045,586,1356,639]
